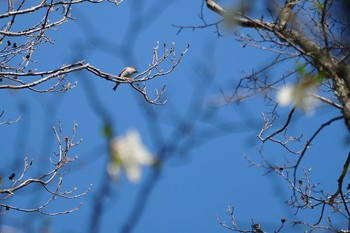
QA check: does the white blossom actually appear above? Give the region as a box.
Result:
[107,129,154,183]
[277,81,319,114]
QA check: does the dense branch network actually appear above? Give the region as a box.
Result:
[0,0,189,217]
[0,121,91,215]
[0,0,188,104]
[181,0,350,231]
[205,0,350,128]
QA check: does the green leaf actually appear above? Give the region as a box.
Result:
[296,63,306,76]
[152,158,162,170]
[313,0,324,13]
[102,123,113,139]
[316,70,327,81]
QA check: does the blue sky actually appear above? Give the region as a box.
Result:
[0,1,349,232]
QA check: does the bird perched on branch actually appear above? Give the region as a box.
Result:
[113,66,138,91]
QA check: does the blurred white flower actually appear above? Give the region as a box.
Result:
[107,129,154,183]
[277,80,319,114]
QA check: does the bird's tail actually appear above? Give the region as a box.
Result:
[113,82,120,91]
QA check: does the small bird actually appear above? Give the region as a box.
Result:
[113,66,138,91]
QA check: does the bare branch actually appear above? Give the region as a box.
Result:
[0,41,189,104]
[0,112,21,126]
[330,152,350,217]
[0,121,90,215]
